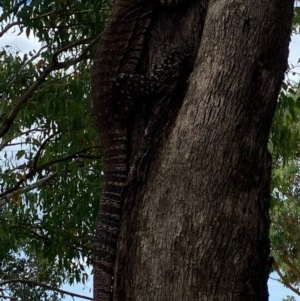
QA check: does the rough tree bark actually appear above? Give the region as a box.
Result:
[92,0,295,300]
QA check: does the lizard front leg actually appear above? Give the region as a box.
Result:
[115,49,194,100]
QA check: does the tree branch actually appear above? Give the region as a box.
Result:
[32,132,58,171]
[0,34,100,139]
[0,279,92,300]
[0,21,24,37]
[0,126,49,152]
[0,173,57,207]
[0,145,101,204]
[273,260,300,296]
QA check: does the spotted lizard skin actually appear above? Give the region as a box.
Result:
[92,1,191,300]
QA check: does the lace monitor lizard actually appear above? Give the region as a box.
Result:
[92,0,192,300]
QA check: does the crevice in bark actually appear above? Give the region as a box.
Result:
[114,2,208,300]
[112,0,294,300]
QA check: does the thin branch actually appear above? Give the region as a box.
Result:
[40,23,96,30]
[0,21,24,38]
[32,132,58,171]
[28,228,93,253]
[0,173,57,206]
[50,33,101,70]
[0,66,53,138]
[0,126,51,151]
[4,219,93,253]
[1,163,29,175]
[32,9,94,20]
[13,46,48,79]
[0,279,92,300]
[0,145,101,203]
[33,145,101,174]
[273,260,300,296]
[0,34,100,139]
[281,254,300,278]
[53,38,92,57]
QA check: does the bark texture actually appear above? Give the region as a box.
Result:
[114,0,294,300]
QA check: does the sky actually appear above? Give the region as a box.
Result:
[0,15,300,301]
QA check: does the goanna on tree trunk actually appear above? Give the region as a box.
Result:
[92,0,295,300]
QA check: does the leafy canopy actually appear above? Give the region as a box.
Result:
[0,0,111,299]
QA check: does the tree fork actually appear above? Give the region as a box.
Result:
[114,0,294,300]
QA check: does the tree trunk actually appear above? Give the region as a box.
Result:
[111,0,294,300]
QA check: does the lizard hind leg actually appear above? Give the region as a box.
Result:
[113,49,194,108]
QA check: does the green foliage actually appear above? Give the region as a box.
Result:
[266,4,300,298]
[283,297,297,301]
[269,70,300,297]
[0,0,112,299]
[293,1,300,33]
[271,161,300,281]
[270,84,300,162]
[0,254,61,300]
